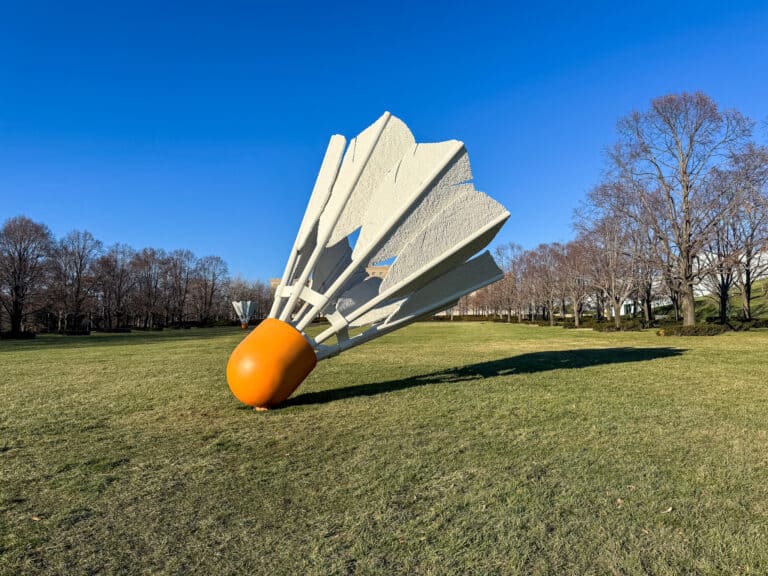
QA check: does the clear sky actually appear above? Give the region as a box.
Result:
[2,1,768,280]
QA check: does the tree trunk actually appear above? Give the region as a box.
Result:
[10,301,23,335]
[642,283,654,324]
[670,293,681,322]
[741,268,752,321]
[717,275,732,325]
[595,292,603,321]
[613,299,622,329]
[718,290,728,325]
[681,284,696,326]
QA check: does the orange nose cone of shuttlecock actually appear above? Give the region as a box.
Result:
[226,318,317,408]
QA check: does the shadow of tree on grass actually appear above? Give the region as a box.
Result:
[287,347,686,407]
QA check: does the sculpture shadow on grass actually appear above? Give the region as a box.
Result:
[286,347,686,407]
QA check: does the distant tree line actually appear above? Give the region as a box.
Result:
[0,219,272,336]
[5,92,766,336]
[463,92,768,328]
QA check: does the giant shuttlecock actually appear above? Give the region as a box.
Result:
[227,112,510,408]
[232,300,256,329]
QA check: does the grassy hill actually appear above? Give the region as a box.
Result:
[651,277,768,322]
[3,324,768,574]
[693,277,768,321]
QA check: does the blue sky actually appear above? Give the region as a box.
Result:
[2,1,767,280]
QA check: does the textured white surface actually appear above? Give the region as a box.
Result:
[319,113,414,243]
[311,238,352,294]
[329,116,414,245]
[370,153,472,265]
[353,141,466,261]
[266,113,510,356]
[289,224,317,283]
[388,252,502,323]
[381,191,508,293]
[350,299,404,328]
[336,276,382,316]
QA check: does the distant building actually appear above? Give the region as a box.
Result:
[269,278,280,291]
[365,265,390,279]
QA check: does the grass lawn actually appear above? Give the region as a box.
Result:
[2,323,768,575]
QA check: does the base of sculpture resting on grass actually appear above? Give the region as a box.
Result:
[226,318,317,408]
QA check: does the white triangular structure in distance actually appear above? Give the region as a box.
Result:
[232,301,256,325]
[269,112,510,361]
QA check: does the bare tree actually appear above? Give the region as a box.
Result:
[51,230,103,332]
[561,239,591,327]
[580,213,636,329]
[526,244,561,325]
[191,255,229,324]
[95,243,135,330]
[163,249,195,326]
[552,243,570,321]
[131,248,165,329]
[628,223,660,325]
[518,249,544,321]
[697,168,741,324]
[255,280,273,319]
[609,92,753,325]
[700,227,738,325]
[0,216,54,335]
[729,145,768,320]
[493,243,523,322]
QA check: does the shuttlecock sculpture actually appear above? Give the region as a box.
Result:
[227,112,510,408]
[232,300,256,329]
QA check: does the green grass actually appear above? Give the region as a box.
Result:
[2,324,768,575]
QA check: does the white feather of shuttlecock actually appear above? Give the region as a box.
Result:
[269,112,510,360]
[232,301,256,324]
